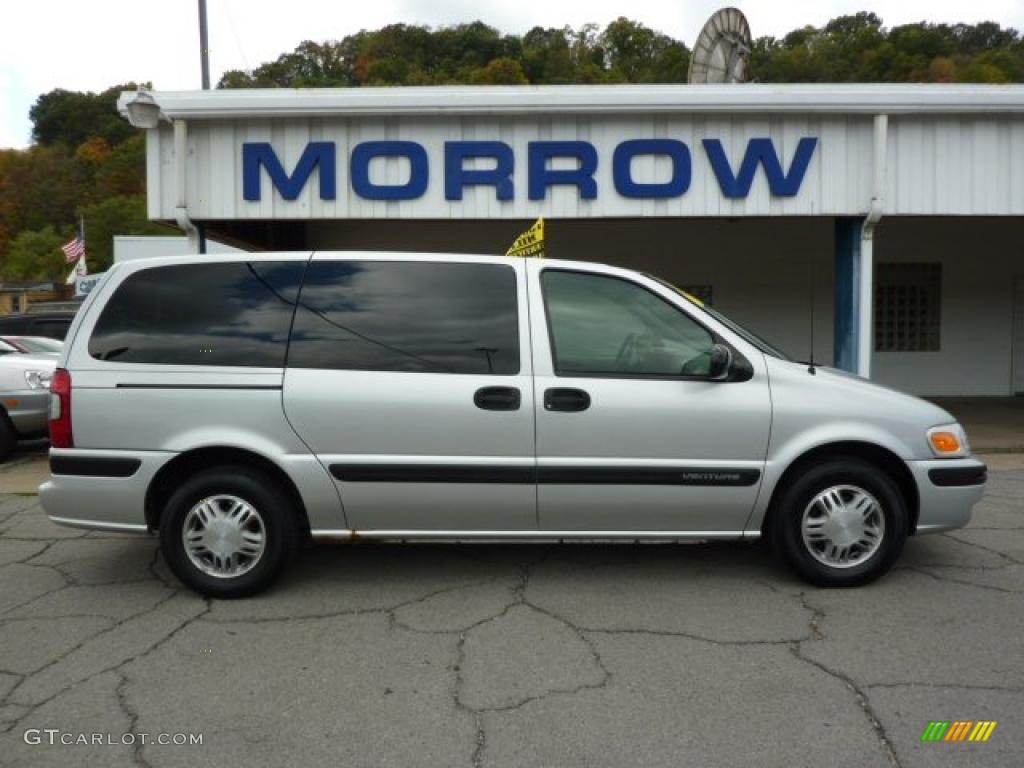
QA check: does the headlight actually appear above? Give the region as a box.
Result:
[24,370,53,390]
[927,423,970,458]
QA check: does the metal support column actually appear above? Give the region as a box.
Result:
[834,217,863,374]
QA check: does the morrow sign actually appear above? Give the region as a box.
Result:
[242,137,819,203]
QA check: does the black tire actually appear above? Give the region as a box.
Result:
[159,465,299,598]
[0,412,16,462]
[772,458,908,587]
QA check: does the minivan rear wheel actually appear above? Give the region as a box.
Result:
[772,458,908,587]
[159,466,298,598]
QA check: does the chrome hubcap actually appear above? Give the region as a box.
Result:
[183,495,266,578]
[801,485,885,569]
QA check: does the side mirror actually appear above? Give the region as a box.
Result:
[707,343,733,381]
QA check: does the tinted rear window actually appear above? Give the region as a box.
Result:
[89,261,305,366]
[288,261,519,374]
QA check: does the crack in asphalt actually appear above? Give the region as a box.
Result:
[941,532,1024,566]
[201,577,511,626]
[0,564,75,617]
[116,670,154,768]
[452,632,487,768]
[901,564,1021,593]
[0,585,194,734]
[867,681,1024,692]
[440,546,612,767]
[789,592,903,768]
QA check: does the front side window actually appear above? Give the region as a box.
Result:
[542,270,716,377]
[89,261,305,366]
[288,261,519,375]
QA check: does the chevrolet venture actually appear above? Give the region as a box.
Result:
[39,253,987,597]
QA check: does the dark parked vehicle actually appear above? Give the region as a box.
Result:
[0,312,77,340]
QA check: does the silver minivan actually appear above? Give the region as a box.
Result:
[40,252,987,597]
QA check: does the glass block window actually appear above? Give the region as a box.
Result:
[875,263,941,352]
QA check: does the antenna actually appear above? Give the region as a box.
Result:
[687,8,752,84]
[808,243,817,374]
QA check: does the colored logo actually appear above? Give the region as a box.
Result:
[241,137,819,203]
[921,721,997,742]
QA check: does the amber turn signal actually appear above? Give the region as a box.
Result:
[929,431,961,454]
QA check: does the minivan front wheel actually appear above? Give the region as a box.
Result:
[160,466,297,598]
[773,458,908,587]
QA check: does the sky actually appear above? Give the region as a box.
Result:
[2,0,1023,149]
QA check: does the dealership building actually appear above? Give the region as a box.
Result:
[119,84,1024,397]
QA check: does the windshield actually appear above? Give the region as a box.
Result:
[648,275,792,361]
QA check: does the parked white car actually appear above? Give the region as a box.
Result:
[1,335,64,355]
[0,348,56,460]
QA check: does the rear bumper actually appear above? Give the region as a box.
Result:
[39,448,174,532]
[907,457,987,533]
[2,389,49,438]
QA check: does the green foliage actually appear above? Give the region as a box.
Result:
[3,226,67,281]
[29,83,147,148]
[747,14,1022,82]
[78,195,165,273]
[217,18,689,88]
[218,15,1023,89]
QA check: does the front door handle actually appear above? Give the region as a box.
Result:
[544,388,591,412]
[474,386,521,411]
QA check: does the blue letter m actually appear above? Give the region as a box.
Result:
[243,142,336,201]
[703,137,817,198]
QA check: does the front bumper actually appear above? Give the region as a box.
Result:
[39,448,175,532]
[2,389,50,438]
[906,457,987,533]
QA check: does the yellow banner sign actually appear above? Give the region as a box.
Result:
[506,218,545,258]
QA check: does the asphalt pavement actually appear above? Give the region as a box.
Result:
[0,461,1021,767]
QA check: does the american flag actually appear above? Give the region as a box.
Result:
[61,236,85,263]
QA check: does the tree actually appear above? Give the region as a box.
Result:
[521,26,575,83]
[471,58,529,85]
[94,134,147,199]
[2,226,67,280]
[29,83,145,148]
[601,17,688,82]
[77,195,167,273]
[748,16,1022,83]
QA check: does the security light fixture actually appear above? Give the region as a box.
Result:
[124,91,163,129]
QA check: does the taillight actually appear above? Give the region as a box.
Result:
[49,368,73,448]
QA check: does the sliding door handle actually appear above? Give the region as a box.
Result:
[474,386,521,411]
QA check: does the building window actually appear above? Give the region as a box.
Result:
[875,263,941,352]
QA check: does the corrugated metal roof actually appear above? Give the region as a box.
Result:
[120,84,1024,120]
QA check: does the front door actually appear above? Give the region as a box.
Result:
[283,256,536,531]
[528,262,771,533]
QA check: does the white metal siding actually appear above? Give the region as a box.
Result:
[887,115,1024,215]
[149,115,878,220]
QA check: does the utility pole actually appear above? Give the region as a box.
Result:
[197,0,209,253]
[199,0,211,90]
